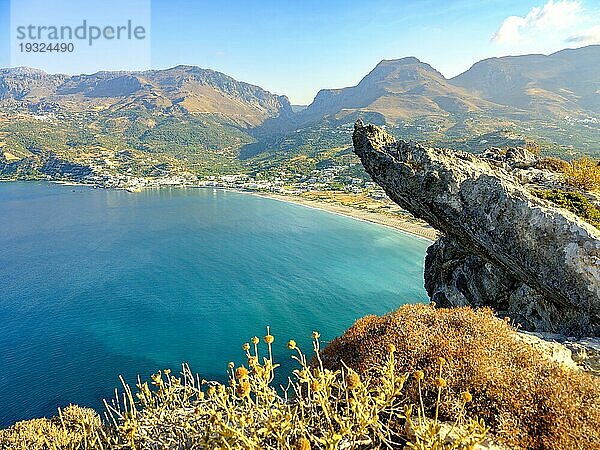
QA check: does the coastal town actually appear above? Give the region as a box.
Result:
[37,157,438,240]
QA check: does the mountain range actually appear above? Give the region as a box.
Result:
[1,45,598,180]
[0,65,292,126]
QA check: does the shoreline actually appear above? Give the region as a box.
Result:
[240,190,439,242]
[4,179,439,241]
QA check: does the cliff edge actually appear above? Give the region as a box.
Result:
[352,121,600,337]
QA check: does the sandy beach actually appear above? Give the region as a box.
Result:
[246,191,439,241]
[6,178,439,241]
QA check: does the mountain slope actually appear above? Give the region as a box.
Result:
[1,46,599,183]
[297,57,495,125]
[451,45,600,117]
[0,66,292,127]
[278,45,599,157]
[0,66,297,177]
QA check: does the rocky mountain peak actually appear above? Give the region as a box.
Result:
[361,56,445,86]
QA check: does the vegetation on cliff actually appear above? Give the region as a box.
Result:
[536,155,600,192]
[1,320,491,449]
[2,306,599,449]
[321,304,600,450]
[533,189,600,230]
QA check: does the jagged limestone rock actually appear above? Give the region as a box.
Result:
[522,332,600,375]
[352,120,600,336]
[424,235,561,332]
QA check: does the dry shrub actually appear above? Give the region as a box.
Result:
[320,304,600,450]
[0,330,488,450]
[563,157,600,191]
[0,405,103,449]
[536,157,570,173]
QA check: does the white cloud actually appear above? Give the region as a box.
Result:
[566,25,600,45]
[492,16,528,44]
[492,0,582,44]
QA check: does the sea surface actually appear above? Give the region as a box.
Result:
[0,181,429,426]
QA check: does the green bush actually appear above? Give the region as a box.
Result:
[533,189,600,229]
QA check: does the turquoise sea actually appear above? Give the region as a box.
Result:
[0,181,429,426]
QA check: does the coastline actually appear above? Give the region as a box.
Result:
[241,190,439,241]
[3,178,439,241]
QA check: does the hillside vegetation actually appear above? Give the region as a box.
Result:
[1,46,600,184]
[1,305,598,449]
[321,305,600,450]
[1,316,491,450]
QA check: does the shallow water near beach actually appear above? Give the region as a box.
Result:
[0,181,429,425]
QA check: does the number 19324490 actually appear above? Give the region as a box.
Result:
[19,42,74,52]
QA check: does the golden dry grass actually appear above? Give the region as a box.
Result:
[0,405,104,449]
[2,307,597,449]
[562,157,600,192]
[320,304,600,450]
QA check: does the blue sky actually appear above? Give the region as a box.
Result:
[1,0,599,104]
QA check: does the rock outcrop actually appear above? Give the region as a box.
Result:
[352,121,600,337]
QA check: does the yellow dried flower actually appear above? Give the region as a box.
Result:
[241,414,253,426]
[462,391,473,403]
[264,334,274,344]
[387,343,396,353]
[122,423,138,439]
[414,370,425,381]
[207,386,216,397]
[236,381,251,398]
[253,365,265,377]
[287,339,297,350]
[242,342,250,351]
[312,331,320,339]
[295,437,311,450]
[248,356,258,367]
[437,356,446,366]
[228,361,235,369]
[310,380,322,392]
[251,336,260,345]
[435,377,447,388]
[235,366,249,380]
[346,372,361,390]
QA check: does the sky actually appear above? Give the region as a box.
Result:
[0,0,599,104]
